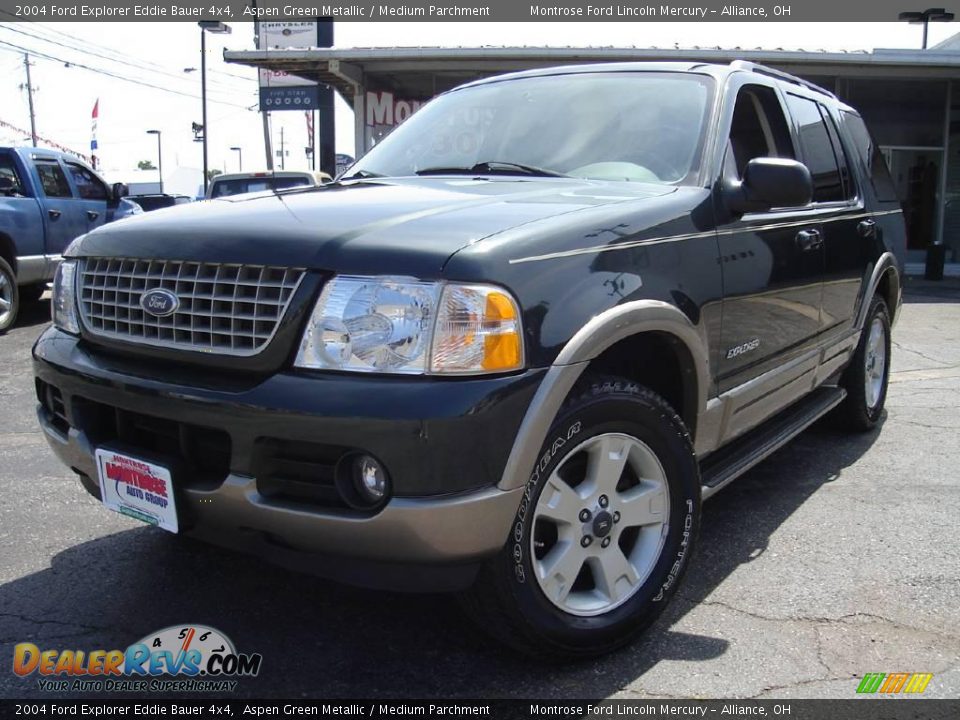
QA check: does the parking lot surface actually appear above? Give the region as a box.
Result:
[1,279,958,699]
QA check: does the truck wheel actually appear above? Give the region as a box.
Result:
[0,257,18,334]
[835,296,891,431]
[460,376,700,658]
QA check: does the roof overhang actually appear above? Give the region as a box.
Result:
[224,45,960,100]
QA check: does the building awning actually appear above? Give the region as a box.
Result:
[224,44,960,100]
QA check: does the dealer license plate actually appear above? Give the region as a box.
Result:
[94,448,179,533]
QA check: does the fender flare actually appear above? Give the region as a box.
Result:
[497,300,711,491]
[856,252,901,329]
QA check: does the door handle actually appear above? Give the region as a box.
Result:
[47,209,61,220]
[87,210,100,221]
[858,219,877,239]
[795,229,823,252]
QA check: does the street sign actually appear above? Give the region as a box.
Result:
[259,86,321,110]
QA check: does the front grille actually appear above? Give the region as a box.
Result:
[36,379,69,435]
[74,396,232,490]
[78,258,305,356]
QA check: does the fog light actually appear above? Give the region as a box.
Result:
[354,455,387,502]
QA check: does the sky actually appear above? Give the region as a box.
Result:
[0,20,957,193]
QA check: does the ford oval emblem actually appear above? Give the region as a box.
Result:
[140,288,180,318]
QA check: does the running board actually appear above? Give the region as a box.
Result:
[699,386,847,500]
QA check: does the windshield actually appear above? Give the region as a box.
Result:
[350,72,714,185]
[209,176,312,198]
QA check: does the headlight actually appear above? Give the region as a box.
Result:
[295,276,524,375]
[51,260,80,335]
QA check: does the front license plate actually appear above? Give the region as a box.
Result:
[95,448,179,533]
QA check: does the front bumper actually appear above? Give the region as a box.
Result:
[33,327,543,590]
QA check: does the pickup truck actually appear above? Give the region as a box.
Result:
[33,61,905,658]
[0,147,141,332]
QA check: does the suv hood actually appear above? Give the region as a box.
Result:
[74,177,675,276]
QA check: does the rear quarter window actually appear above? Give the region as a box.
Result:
[840,111,899,203]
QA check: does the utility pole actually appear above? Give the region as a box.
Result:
[22,54,37,147]
[262,112,273,171]
[279,126,285,170]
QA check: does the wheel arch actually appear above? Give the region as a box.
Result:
[0,233,17,275]
[857,252,901,329]
[498,300,710,491]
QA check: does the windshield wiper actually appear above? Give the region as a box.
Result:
[416,161,568,178]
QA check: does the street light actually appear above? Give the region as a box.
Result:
[198,21,231,196]
[230,146,242,172]
[146,129,162,194]
[899,7,955,49]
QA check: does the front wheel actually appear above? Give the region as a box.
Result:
[0,257,19,334]
[460,377,700,658]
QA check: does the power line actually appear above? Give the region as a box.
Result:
[0,14,256,85]
[0,39,254,110]
[0,23,253,100]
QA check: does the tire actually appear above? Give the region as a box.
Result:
[0,257,19,334]
[834,296,891,431]
[460,376,701,659]
[18,283,47,304]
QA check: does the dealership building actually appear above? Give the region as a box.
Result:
[225,39,960,266]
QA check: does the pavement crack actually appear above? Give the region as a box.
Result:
[0,612,128,638]
[675,597,960,641]
[891,341,955,367]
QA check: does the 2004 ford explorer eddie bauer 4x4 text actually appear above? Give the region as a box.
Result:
[33,61,905,657]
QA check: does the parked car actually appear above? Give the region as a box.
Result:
[34,61,904,657]
[0,147,140,332]
[206,170,331,199]
[126,194,193,213]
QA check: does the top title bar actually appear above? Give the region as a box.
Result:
[2,0,956,22]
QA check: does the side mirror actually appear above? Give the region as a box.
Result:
[0,176,14,195]
[112,182,129,201]
[726,158,812,215]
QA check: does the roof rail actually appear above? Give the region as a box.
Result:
[729,60,838,100]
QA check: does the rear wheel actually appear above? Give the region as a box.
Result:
[834,296,891,431]
[460,376,700,658]
[0,257,19,333]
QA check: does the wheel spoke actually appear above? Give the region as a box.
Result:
[537,541,587,604]
[591,547,640,604]
[0,297,9,313]
[585,435,630,495]
[535,473,584,525]
[618,483,668,528]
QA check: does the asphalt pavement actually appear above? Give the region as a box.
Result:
[1,278,958,700]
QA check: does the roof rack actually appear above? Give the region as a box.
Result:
[729,60,838,100]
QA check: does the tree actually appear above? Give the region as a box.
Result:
[137,160,156,170]
[207,169,223,181]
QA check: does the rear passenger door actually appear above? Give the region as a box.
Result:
[782,93,863,336]
[715,80,825,393]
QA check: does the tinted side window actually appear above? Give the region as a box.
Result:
[785,94,844,203]
[821,109,855,200]
[727,85,795,179]
[0,154,27,196]
[33,160,73,198]
[841,111,899,203]
[65,163,108,201]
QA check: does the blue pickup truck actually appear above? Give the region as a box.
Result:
[0,147,141,332]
